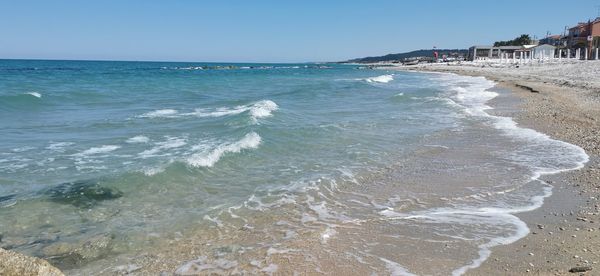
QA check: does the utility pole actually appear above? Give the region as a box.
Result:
[564,25,570,49]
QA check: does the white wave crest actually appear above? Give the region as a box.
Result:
[190,107,247,118]
[126,135,150,143]
[189,100,278,121]
[46,142,74,151]
[366,74,394,83]
[77,145,121,156]
[25,92,42,98]
[139,101,278,123]
[186,132,261,167]
[139,109,178,118]
[249,100,278,119]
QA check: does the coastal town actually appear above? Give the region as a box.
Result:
[350,16,600,65]
[468,16,600,62]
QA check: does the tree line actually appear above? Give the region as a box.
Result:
[493,34,532,46]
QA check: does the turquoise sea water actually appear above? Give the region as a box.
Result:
[0,60,588,275]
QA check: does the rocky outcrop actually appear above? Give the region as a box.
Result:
[0,248,64,276]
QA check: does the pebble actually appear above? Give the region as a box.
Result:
[537,224,544,229]
[569,266,592,273]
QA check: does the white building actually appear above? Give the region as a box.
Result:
[531,44,557,59]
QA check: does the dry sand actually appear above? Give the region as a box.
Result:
[391,61,600,275]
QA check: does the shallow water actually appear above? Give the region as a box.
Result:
[0,60,588,275]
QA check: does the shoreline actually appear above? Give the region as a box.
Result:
[389,62,600,275]
[2,62,599,275]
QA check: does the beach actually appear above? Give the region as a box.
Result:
[0,60,597,275]
[4,1,600,275]
[392,61,600,275]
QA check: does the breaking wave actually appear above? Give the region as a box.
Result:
[365,74,394,83]
[76,145,121,156]
[138,109,179,118]
[139,100,278,122]
[186,132,261,167]
[25,92,42,98]
[126,135,150,143]
[189,100,278,120]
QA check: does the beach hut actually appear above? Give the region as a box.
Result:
[467,45,522,61]
[532,44,557,59]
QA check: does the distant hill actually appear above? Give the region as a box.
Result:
[345,49,468,63]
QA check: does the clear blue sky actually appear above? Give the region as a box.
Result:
[1,0,599,62]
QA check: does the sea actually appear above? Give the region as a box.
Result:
[0,59,588,275]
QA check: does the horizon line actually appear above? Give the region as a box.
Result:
[0,57,336,64]
[0,47,471,64]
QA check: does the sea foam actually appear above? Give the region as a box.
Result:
[186,132,261,167]
[139,100,278,123]
[189,100,278,121]
[379,257,417,276]
[249,100,279,119]
[77,145,121,156]
[25,92,42,98]
[399,73,589,275]
[139,136,187,158]
[45,142,75,153]
[139,109,178,118]
[127,135,150,143]
[366,74,394,83]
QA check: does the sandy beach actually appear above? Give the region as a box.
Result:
[391,61,600,275]
[4,1,600,275]
[1,60,598,276]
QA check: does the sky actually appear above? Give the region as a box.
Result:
[1,0,599,63]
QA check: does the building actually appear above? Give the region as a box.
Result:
[467,46,522,60]
[531,44,557,59]
[539,35,563,46]
[592,18,600,52]
[568,17,600,57]
[568,22,592,48]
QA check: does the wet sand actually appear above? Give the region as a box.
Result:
[393,62,600,275]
